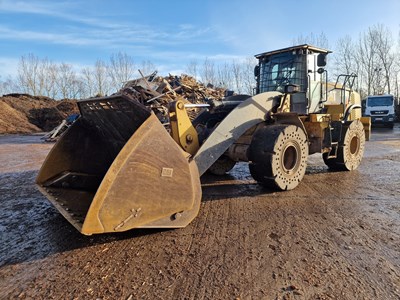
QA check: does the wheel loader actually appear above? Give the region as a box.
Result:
[36,44,371,235]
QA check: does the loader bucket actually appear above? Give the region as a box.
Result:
[36,94,201,235]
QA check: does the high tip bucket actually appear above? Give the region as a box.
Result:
[36,95,201,235]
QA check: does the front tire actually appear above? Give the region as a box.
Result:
[248,124,308,190]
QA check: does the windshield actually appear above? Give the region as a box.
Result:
[258,52,307,93]
[367,96,393,107]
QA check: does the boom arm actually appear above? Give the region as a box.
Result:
[193,91,282,175]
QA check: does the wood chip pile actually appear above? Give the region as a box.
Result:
[0,94,78,134]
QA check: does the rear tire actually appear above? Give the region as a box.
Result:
[323,119,365,171]
[248,124,308,190]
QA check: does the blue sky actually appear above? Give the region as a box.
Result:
[0,0,399,78]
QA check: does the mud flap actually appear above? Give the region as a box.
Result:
[36,95,201,235]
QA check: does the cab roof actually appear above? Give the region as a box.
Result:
[255,44,332,59]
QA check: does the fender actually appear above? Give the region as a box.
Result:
[343,104,361,122]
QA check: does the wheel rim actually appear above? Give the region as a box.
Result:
[349,135,360,155]
[281,143,300,174]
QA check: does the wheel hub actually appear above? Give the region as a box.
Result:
[281,143,300,174]
[349,135,360,155]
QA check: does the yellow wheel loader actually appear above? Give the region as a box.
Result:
[36,44,371,235]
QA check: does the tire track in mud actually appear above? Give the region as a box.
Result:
[281,174,400,299]
[170,199,242,299]
[165,195,277,299]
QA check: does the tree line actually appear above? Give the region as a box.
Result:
[333,24,399,99]
[0,23,399,101]
[0,52,256,99]
[0,53,158,99]
[293,25,400,100]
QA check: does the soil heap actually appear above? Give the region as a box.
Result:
[0,94,78,134]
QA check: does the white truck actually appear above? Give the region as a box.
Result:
[363,94,395,128]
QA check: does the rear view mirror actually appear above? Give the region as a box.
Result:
[317,53,327,67]
[254,65,260,77]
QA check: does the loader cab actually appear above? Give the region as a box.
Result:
[254,44,331,114]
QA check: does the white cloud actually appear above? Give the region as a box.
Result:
[0,18,216,51]
[0,0,216,44]
[0,0,246,78]
[0,25,100,46]
[0,0,68,14]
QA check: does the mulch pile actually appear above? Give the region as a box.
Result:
[0,94,78,134]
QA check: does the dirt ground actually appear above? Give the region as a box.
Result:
[0,125,399,300]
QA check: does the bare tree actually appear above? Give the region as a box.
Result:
[76,60,110,98]
[42,59,59,98]
[292,32,330,49]
[196,57,257,95]
[225,58,257,95]
[241,57,257,95]
[16,55,61,97]
[56,63,76,99]
[139,60,156,77]
[216,62,233,89]
[185,60,199,79]
[334,36,355,75]
[332,36,365,93]
[373,24,395,94]
[394,47,400,102]
[354,25,397,95]
[0,76,18,95]
[231,60,242,93]
[69,78,85,99]
[81,66,96,98]
[93,59,110,96]
[200,58,216,86]
[17,53,41,95]
[356,29,377,95]
[108,52,136,90]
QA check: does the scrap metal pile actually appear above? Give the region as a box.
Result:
[120,73,228,124]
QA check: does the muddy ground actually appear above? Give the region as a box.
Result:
[0,125,399,300]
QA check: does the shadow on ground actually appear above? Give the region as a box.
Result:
[0,170,170,267]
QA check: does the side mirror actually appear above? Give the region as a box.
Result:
[254,65,260,77]
[317,53,327,67]
[317,67,325,74]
